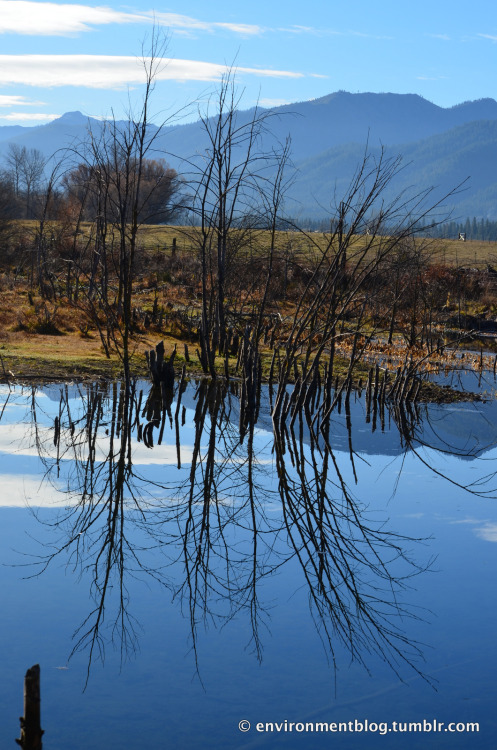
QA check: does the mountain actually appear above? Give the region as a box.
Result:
[257,92,497,161]
[0,92,496,219]
[154,92,497,165]
[289,120,497,220]
[0,110,99,161]
[0,124,28,143]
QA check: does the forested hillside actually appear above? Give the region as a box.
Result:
[1,92,497,221]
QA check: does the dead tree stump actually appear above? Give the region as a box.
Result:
[15,664,43,750]
[146,341,176,389]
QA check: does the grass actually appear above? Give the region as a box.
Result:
[2,223,497,394]
[137,225,497,268]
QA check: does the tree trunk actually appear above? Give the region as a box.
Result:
[15,664,43,750]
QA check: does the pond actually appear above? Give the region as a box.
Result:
[0,376,496,749]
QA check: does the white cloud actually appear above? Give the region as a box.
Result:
[154,14,262,37]
[416,75,448,81]
[0,94,45,107]
[0,55,304,89]
[427,33,450,41]
[0,112,60,121]
[0,1,263,37]
[349,30,393,40]
[278,26,392,40]
[278,25,326,35]
[0,1,135,35]
[258,98,291,108]
[278,25,345,37]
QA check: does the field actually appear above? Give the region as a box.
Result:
[1,223,497,384]
[129,225,497,268]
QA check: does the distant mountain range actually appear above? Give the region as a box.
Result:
[1,92,497,220]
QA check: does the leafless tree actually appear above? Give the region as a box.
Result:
[4,143,45,218]
[63,29,184,384]
[181,71,291,376]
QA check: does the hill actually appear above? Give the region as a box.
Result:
[1,92,497,219]
[289,120,497,220]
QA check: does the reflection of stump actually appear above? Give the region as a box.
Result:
[15,664,44,750]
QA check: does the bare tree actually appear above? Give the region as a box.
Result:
[64,29,183,384]
[4,144,45,218]
[182,72,290,376]
[0,170,17,251]
[270,150,463,421]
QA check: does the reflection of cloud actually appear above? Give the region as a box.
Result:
[0,1,263,37]
[0,386,48,410]
[0,55,304,89]
[0,474,181,507]
[474,523,497,542]
[446,516,497,543]
[0,474,66,507]
[0,423,194,465]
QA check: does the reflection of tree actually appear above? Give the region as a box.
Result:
[27,377,492,688]
[390,396,497,499]
[273,403,429,682]
[145,381,282,667]
[32,382,149,678]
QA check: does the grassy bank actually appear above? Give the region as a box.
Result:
[1,224,496,402]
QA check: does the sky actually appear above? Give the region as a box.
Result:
[0,0,495,126]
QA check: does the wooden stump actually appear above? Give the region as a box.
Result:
[146,341,176,389]
[15,664,43,750]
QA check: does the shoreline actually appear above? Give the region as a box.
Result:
[0,348,483,404]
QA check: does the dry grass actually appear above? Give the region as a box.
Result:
[141,226,497,269]
[0,274,185,380]
[13,219,497,267]
[3,221,497,383]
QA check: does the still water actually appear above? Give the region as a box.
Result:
[0,377,496,749]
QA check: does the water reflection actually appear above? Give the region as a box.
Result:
[11,377,497,689]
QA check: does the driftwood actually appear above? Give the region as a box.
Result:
[15,664,43,750]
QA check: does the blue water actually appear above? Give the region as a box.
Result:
[0,382,496,749]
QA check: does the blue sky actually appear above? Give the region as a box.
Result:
[0,0,495,125]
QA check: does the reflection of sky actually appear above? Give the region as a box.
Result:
[474,523,497,542]
[0,383,497,748]
[0,473,67,507]
[0,384,277,507]
[2,383,497,515]
[0,422,195,466]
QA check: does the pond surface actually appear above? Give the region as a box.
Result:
[0,378,496,749]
